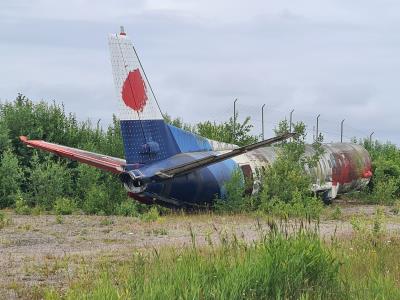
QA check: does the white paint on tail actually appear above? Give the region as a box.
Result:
[108,30,163,121]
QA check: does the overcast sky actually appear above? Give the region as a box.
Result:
[0,0,399,144]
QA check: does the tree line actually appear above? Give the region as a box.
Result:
[0,94,258,215]
[0,94,398,216]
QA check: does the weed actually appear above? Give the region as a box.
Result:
[17,223,31,231]
[391,200,400,215]
[55,215,63,224]
[82,185,109,215]
[140,207,160,222]
[331,206,342,220]
[53,197,77,215]
[373,207,385,237]
[32,205,44,216]
[53,227,343,299]
[100,218,114,226]
[0,211,12,229]
[115,200,138,217]
[371,178,397,204]
[214,168,246,213]
[146,228,168,236]
[15,193,31,215]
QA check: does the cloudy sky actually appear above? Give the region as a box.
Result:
[0,0,399,144]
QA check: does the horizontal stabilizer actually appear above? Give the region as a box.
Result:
[152,132,295,181]
[19,136,126,174]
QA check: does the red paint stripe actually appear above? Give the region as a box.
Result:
[20,136,125,174]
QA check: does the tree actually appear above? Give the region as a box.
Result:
[0,150,23,208]
[196,113,258,146]
[0,120,10,155]
[29,154,72,209]
[257,120,324,218]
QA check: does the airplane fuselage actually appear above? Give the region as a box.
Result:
[125,142,372,207]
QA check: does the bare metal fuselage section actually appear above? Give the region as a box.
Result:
[231,143,372,200]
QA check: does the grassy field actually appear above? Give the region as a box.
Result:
[1,203,400,299]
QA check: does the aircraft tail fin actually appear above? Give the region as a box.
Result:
[108,27,237,166]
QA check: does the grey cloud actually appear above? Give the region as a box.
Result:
[0,0,399,144]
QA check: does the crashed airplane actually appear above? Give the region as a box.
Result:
[20,27,372,207]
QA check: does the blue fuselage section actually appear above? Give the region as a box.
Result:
[133,152,239,206]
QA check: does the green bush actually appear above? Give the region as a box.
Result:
[29,155,72,210]
[140,206,160,222]
[82,185,111,215]
[15,193,31,215]
[115,200,139,217]
[214,168,246,213]
[371,177,397,204]
[0,211,12,229]
[53,198,77,215]
[0,149,23,208]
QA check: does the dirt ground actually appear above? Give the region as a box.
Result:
[1,202,400,299]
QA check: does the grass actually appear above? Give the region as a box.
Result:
[47,227,342,299]
[0,210,12,229]
[42,212,400,300]
[3,206,400,299]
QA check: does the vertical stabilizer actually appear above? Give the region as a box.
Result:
[109,27,177,165]
[109,26,163,122]
[108,27,237,166]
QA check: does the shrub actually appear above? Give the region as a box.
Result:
[214,168,246,213]
[371,177,397,204]
[115,200,139,217]
[31,206,44,216]
[75,164,101,207]
[0,211,12,229]
[0,149,23,208]
[82,185,111,215]
[391,200,400,215]
[55,214,64,224]
[100,218,113,226]
[330,206,342,220]
[15,193,31,215]
[29,155,72,210]
[53,198,77,215]
[259,195,323,220]
[255,121,325,219]
[140,206,160,222]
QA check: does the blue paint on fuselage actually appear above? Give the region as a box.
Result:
[121,120,215,165]
[120,119,241,205]
[137,152,240,205]
[121,119,180,164]
[167,125,212,152]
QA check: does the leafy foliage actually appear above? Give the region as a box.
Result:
[29,155,72,210]
[216,119,324,219]
[214,168,247,213]
[53,198,77,215]
[351,139,400,204]
[165,112,259,146]
[15,192,31,215]
[0,149,23,208]
[115,200,139,217]
[0,95,132,214]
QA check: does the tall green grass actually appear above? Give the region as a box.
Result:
[44,214,400,300]
[47,227,344,299]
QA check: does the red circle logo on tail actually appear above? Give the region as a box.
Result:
[121,69,148,112]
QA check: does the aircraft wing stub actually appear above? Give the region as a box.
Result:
[153,132,295,181]
[19,136,126,174]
